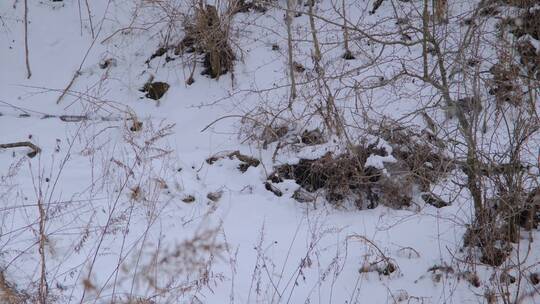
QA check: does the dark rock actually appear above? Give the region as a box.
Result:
[379,261,396,276]
[99,58,117,69]
[265,182,283,197]
[422,193,450,208]
[140,81,169,100]
[130,121,143,132]
[342,50,356,60]
[301,129,324,145]
[293,62,305,73]
[182,195,196,203]
[207,191,223,202]
[205,150,260,173]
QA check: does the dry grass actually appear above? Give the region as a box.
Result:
[374,122,454,192]
[0,271,29,304]
[265,122,454,210]
[177,2,235,79]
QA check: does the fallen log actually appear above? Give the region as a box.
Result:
[0,141,41,158]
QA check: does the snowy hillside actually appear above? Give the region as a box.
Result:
[1,0,539,303]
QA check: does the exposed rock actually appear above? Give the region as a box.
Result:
[301,129,324,145]
[140,81,170,100]
[148,46,167,61]
[99,58,117,69]
[207,191,223,202]
[206,150,260,173]
[342,50,355,60]
[265,182,283,197]
[293,62,305,73]
[421,193,450,208]
[182,195,196,203]
[130,121,143,132]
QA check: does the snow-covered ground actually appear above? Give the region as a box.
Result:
[1,0,539,303]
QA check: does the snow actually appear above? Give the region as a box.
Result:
[0,0,539,303]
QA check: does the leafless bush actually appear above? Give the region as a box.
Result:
[233,0,540,281]
[176,1,236,80]
[267,124,453,210]
[101,228,225,303]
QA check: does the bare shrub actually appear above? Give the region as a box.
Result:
[268,149,380,208]
[177,2,235,79]
[267,127,450,210]
[118,228,225,303]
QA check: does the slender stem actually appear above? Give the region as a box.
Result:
[24,0,32,79]
[342,0,350,54]
[285,0,297,103]
[422,0,429,78]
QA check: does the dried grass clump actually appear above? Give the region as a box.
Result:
[0,271,29,304]
[488,62,524,106]
[520,188,540,230]
[489,6,540,109]
[516,39,540,80]
[375,122,454,192]
[112,228,225,303]
[463,218,514,267]
[462,188,538,266]
[206,150,260,172]
[268,142,414,209]
[177,3,235,79]
[266,123,455,209]
[269,150,368,205]
[500,0,538,8]
[509,6,540,40]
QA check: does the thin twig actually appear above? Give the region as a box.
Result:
[24,0,31,79]
[201,114,268,133]
[84,0,95,39]
[57,0,112,104]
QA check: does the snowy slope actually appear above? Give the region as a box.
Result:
[1,0,539,303]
